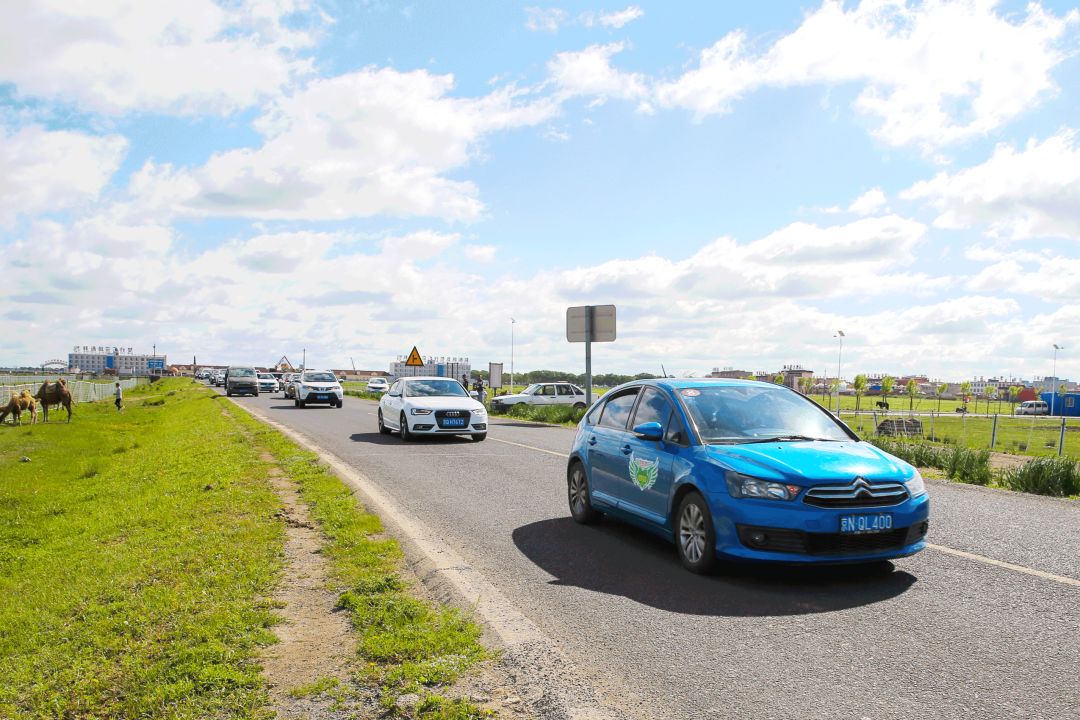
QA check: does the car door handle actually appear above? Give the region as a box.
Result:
[587,436,597,446]
[621,444,632,455]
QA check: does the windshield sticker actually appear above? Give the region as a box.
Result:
[681,388,701,397]
[628,454,659,491]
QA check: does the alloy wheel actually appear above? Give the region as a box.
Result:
[679,503,707,564]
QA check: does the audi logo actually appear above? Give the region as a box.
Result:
[445,411,461,417]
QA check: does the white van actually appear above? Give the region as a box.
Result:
[1015,400,1049,415]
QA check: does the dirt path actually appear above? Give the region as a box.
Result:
[258,456,377,718]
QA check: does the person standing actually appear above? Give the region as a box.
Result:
[473,377,486,405]
[114,382,123,411]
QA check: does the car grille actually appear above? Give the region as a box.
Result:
[435,409,472,428]
[803,478,909,508]
[737,522,927,555]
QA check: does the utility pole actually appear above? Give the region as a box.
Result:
[510,318,516,392]
[834,330,845,414]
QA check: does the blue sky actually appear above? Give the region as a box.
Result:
[1,1,1079,382]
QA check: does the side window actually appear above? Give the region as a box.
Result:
[557,385,574,396]
[664,409,689,446]
[631,388,671,428]
[597,389,640,430]
[389,381,401,396]
[584,401,604,425]
[543,385,556,396]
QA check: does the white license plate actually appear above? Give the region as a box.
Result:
[840,513,893,534]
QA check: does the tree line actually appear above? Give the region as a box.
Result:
[473,369,660,387]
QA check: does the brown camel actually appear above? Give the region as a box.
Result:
[35,379,73,423]
[0,390,38,425]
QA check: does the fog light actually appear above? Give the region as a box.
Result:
[749,531,767,546]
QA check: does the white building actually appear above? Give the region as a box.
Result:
[69,346,167,375]
[390,355,471,381]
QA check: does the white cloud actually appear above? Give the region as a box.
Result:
[902,129,1080,239]
[581,6,645,29]
[129,68,558,222]
[464,244,497,263]
[654,0,1078,150]
[548,42,649,101]
[0,124,127,226]
[0,0,318,115]
[525,7,567,32]
[848,188,887,216]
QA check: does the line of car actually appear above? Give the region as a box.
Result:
[215,367,931,575]
[202,367,344,407]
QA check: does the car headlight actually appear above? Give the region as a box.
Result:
[905,470,927,497]
[410,408,432,415]
[473,407,487,416]
[726,472,801,501]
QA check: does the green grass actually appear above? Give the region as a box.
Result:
[999,457,1080,497]
[870,437,993,486]
[1,379,494,719]
[495,403,585,426]
[0,379,282,719]
[224,403,490,717]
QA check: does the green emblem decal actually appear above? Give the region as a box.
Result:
[628,453,659,491]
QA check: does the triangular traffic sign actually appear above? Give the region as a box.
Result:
[405,346,424,367]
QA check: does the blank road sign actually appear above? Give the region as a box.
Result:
[566,305,616,343]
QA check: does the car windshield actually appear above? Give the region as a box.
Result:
[258,374,273,379]
[679,385,851,443]
[230,368,255,377]
[522,384,541,394]
[304,372,336,382]
[405,379,469,397]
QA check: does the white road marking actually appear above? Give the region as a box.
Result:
[927,543,1080,589]
[488,437,567,458]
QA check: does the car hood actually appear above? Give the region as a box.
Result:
[703,440,911,484]
[494,393,527,402]
[403,396,484,411]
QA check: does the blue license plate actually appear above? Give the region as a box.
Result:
[840,513,893,534]
[442,417,466,427]
[315,394,327,400]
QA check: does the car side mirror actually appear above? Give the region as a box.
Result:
[633,421,663,441]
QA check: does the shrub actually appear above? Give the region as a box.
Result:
[999,457,1080,497]
[502,403,584,425]
[870,437,991,486]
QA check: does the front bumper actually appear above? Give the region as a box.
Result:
[298,388,343,404]
[709,492,930,563]
[406,411,487,434]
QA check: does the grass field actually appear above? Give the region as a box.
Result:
[0,379,489,719]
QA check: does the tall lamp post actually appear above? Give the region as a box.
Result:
[510,318,516,393]
[834,330,845,414]
[1051,343,1062,415]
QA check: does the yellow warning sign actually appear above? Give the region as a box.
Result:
[405,346,424,367]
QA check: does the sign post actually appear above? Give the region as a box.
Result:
[489,362,503,390]
[566,305,616,406]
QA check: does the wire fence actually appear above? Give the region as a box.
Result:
[839,410,1079,458]
[1,377,148,404]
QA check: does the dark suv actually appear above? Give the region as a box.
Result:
[225,366,260,397]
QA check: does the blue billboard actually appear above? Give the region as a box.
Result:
[147,358,165,370]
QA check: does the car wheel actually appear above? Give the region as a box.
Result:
[568,462,600,524]
[298,398,306,408]
[676,492,716,574]
[573,402,586,410]
[471,433,486,442]
[226,388,232,397]
[335,399,343,408]
[399,413,413,441]
[254,390,260,397]
[293,398,299,408]
[378,410,391,435]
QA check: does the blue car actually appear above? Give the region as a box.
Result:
[567,379,929,573]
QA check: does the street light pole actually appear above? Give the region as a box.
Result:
[1051,343,1062,415]
[834,330,845,414]
[510,318,516,392]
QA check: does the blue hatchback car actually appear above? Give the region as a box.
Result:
[567,379,930,573]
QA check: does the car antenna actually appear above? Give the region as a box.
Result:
[661,363,668,379]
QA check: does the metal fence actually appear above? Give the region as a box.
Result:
[1,377,147,404]
[839,410,1079,458]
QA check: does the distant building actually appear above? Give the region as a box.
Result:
[1040,392,1080,417]
[68,346,166,375]
[708,367,752,379]
[781,364,814,390]
[390,355,471,380]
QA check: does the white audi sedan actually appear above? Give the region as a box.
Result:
[378,376,487,441]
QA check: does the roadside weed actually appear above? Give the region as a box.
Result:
[999,457,1080,497]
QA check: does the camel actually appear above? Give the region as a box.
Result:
[35,378,73,423]
[0,390,38,425]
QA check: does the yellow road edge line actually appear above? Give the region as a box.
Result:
[488,437,567,458]
[927,543,1080,589]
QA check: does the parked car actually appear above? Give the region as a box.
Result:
[293,370,344,408]
[566,378,929,573]
[367,377,390,393]
[378,376,487,441]
[225,366,259,397]
[1015,400,1049,416]
[257,373,278,393]
[492,382,587,412]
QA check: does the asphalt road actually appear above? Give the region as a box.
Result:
[225,388,1080,720]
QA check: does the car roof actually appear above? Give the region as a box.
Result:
[401,376,461,381]
[628,378,779,391]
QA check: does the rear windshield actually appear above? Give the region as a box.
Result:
[230,368,255,377]
[405,379,469,397]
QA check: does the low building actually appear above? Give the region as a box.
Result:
[68,346,166,375]
[390,355,471,380]
[1040,392,1080,416]
[708,367,752,379]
